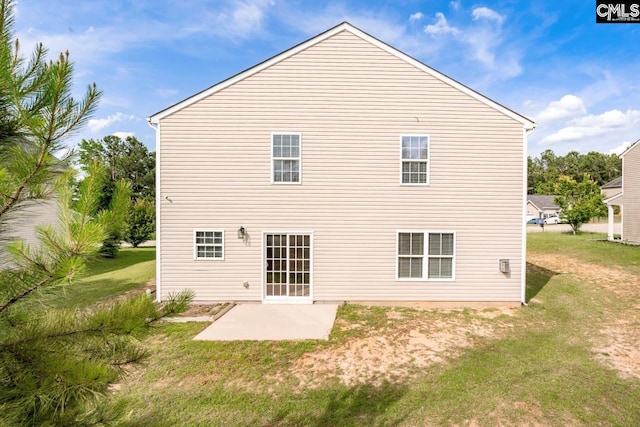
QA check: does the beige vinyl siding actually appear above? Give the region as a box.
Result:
[0,199,58,267]
[602,186,622,199]
[622,144,640,243]
[158,30,526,303]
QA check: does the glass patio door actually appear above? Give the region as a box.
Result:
[265,233,311,300]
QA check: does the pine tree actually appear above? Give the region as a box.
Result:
[0,1,191,424]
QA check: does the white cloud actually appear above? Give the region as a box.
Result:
[422,9,521,80]
[424,12,459,36]
[112,131,136,139]
[570,109,640,128]
[540,109,640,145]
[472,7,505,25]
[88,112,138,133]
[535,95,587,123]
[228,0,272,36]
[450,1,461,11]
[607,141,632,155]
[183,0,275,42]
[409,12,424,22]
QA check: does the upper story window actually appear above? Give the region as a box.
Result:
[401,135,429,185]
[272,133,301,184]
[194,230,224,260]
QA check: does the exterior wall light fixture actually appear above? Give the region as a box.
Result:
[499,259,510,274]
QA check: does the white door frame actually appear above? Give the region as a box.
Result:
[262,231,314,304]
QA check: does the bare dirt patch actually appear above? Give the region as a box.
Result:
[528,252,640,380]
[284,307,517,389]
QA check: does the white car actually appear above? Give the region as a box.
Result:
[544,215,562,225]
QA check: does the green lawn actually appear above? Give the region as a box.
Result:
[29,247,155,310]
[62,237,640,425]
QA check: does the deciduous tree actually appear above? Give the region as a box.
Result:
[553,174,607,234]
[124,197,155,248]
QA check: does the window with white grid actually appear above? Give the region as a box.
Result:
[272,133,301,183]
[398,232,454,280]
[401,135,429,184]
[194,230,224,260]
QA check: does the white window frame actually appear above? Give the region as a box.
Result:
[271,132,302,184]
[193,230,225,261]
[396,231,455,281]
[400,135,430,185]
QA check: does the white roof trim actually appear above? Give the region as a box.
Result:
[148,22,536,129]
[620,139,640,158]
[604,192,623,204]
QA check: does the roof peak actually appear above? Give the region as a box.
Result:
[149,21,535,129]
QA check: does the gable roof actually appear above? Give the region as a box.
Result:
[601,176,622,189]
[620,139,640,157]
[527,195,559,210]
[148,22,535,130]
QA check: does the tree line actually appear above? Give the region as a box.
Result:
[528,149,621,195]
[78,134,156,255]
[528,149,622,234]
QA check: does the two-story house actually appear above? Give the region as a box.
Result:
[148,22,535,306]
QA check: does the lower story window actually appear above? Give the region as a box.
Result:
[398,232,454,279]
[427,232,454,279]
[194,230,224,260]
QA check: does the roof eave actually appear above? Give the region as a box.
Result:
[620,138,640,157]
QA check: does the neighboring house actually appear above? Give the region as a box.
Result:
[605,140,640,243]
[148,22,536,306]
[601,176,622,199]
[0,199,58,267]
[526,195,560,219]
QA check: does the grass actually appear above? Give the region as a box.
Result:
[30,247,155,310]
[527,231,640,273]
[50,238,640,426]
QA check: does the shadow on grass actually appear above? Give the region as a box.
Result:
[266,382,408,426]
[526,262,557,303]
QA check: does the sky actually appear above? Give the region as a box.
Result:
[12,0,640,157]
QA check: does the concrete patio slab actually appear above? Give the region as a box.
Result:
[193,304,339,341]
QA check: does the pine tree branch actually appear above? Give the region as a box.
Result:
[2,317,157,348]
[0,275,51,313]
[0,138,50,218]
